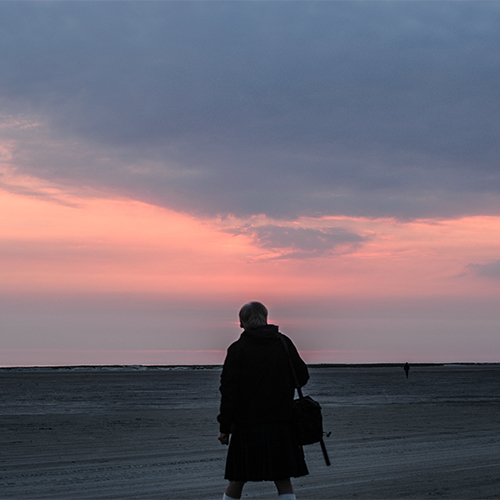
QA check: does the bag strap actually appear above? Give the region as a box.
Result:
[280,334,332,467]
[278,333,304,399]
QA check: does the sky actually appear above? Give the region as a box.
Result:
[1,1,500,366]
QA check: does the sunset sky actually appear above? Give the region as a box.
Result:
[1,1,500,366]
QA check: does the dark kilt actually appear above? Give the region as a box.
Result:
[224,421,309,481]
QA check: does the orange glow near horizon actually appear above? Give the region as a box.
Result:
[2,177,500,303]
[2,173,500,365]
[0,183,255,294]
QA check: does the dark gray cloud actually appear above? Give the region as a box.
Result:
[468,260,500,280]
[2,2,500,219]
[226,224,366,259]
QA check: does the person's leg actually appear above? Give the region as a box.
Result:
[274,478,294,495]
[224,480,245,499]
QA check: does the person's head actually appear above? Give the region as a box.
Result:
[239,301,268,330]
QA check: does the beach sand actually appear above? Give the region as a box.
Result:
[1,365,499,499]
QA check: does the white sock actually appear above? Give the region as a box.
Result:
[223,494,239,500]
[278,494,296,500]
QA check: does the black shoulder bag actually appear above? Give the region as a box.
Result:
[279,334,331,466]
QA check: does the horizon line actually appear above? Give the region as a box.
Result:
[1,361,499,370]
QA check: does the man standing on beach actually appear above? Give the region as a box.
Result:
[404,362,410,379]
[217,302,309,500]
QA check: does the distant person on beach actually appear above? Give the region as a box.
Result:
[404,362,410,379]
[217,302,309,500]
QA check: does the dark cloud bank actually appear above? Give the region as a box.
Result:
[226,225,367,259]
[468,260,500,281]
[2,1,500,221]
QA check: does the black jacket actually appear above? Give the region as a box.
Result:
[217,324,309,434]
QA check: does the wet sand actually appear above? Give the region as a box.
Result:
[1,365,499,499]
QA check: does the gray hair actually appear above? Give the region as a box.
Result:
[239,302,268,330]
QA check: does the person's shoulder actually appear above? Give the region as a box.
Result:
[280,332,296,347]
[227,335,245,353]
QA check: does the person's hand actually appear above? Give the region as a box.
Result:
[218,432,229,445]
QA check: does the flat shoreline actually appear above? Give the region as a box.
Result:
[1,361,498,371]
[1,366,499,499]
